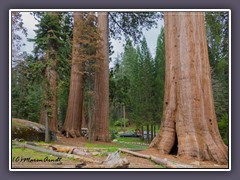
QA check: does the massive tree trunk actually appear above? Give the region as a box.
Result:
[150,12,228,164]
[62,12,83,138]
[90,12,110,142]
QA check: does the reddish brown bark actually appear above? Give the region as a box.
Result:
[90,12,110,142]
[48,54,58,132]
[150,12,228,164]
[62,12,83,138]
[39,105,45,125]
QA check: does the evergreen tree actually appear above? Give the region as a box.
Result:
[205,12,229,144]
[153,27,165,128]
[29,12,66,139]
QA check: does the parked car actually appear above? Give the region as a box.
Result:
[119,131,141,138]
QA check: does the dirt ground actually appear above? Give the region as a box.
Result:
[11,134,228,169]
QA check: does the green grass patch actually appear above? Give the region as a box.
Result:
[116,142,148,150]
[11,146,79,162]
[12,121,26,127]
[86,139,148,152]
[116,137,143,143]
[12,146,58,160]
[85,143,120,152]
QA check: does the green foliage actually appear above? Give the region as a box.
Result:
[114,118,129,127]
[109,12,162,43]
[12,12,73,125]
[12,55,44,122]
[218,113,229,145]
[206,12,229,123]
[110,131,117,140]
[57,80,70,126]
[153,27,165,122]
[206,12,229,69]
[110,28,165,133]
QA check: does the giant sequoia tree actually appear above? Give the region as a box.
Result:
[90,12,110,142]
[62,12,160,141]
[150,12,228,164]
[61,12,84,137]
[62,12,99,138]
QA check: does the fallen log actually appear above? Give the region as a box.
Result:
[119,148,196,168]
[48,145,98,156]
[13,141,101,164]
[76,151,130,168]
[27,142,101,156]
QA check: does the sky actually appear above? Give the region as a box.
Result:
[19,12,164,68]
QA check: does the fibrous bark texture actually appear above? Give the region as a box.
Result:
[48,54,58,132]
[150,12,228,164]
[62,12,83,138]
[91,12,110,142]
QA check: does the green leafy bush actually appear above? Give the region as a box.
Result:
[114,118,129,127]
[110,131,117,140]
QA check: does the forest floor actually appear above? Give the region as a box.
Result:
[11,133,228,169]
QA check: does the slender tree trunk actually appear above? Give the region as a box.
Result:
[146,124,149,143]
[81,105,87,128]
[141,126,144,141]
[39,99,45,125]
[150,12,228,164]
[62,12,83,138]
[88,95,93,142]
[91,12,110,142]
[123,104,126,132]
[151,124,154,141]
[153,124,156,137]
[44,106,50,142]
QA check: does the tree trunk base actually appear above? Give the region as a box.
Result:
[61,129,81,138]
